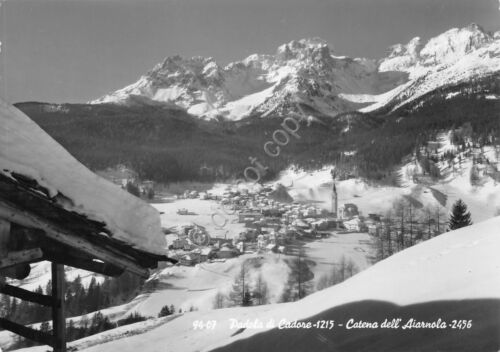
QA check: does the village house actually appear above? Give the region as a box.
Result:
[265,243,277,252]
[339,203,359,219]
[210,237,233,247]
[343,216,363,232]
[179,253,197,266]
[236,241,244,253]
[200,247,215,261]
[172,237,190,250]
[217,246,239,259]
[367,223,382,236]
[292,219,309,229]
[311,219,330,231]
[257,234,267,249]
[238,212,263,223]
[368,213,382,222]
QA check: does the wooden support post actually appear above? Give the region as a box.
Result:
[51,262,66,352]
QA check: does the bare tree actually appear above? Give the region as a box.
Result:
[424,206,433,240]
[383,211,394,256]
[338,255,346,282]
[393,200,406,250]
[228,263,251,307]
[316,274,330,291]
[408,202,414,246]
[345,259,358,278]
[253,273,269,305]
[434,205,446,235]
[213,291,226,309]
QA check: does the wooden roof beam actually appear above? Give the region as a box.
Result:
[0,318,54,347]
[0,282,55,307]
[45,246,124,277]
[0,200,149,278]
[0,248,43,269]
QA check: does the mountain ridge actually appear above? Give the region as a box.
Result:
[91,23,499,120]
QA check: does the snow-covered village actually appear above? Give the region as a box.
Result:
[1,1,500,352]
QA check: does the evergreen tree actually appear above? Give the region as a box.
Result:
[228,264,251,307]
[118,312,146,326]
[125,181,141,197]
[448,199,473,230]
[158,305,172,317]
[146,187,155,200]
[39,321,50,334]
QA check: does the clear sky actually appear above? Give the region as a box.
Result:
[1,0,499,104]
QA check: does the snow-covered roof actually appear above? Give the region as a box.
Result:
[200,247,213,255]
[0,99,165,256]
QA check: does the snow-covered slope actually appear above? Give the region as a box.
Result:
[92,24,499,120]
[20,215,499,352]
[352,23,500,113]
[379,23,494,78]
[272,162,500,224]
[0,99,165,255]
[362,42,500,113]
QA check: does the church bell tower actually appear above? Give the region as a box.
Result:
[331,169,338,218]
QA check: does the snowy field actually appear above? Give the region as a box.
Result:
[304,232,373,286]
[153,198,246,241]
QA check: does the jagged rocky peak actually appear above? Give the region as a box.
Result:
[152,55,220,77]
[419,23,493,64]
[379,23,495,74]
[379,37,423,73]
[229,53,274,71]
[386,37,423,59]
[276,37,333,62]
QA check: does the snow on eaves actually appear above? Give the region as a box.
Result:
[0,99,166,255]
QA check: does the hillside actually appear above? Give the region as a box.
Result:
[15,91,500,186]
[14,216,500,352]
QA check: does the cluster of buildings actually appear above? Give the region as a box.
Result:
[168,225,240,266]
[168,175,384,266]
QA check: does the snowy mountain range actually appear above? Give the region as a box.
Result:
[92,23,500,120]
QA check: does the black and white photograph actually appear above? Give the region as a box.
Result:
[0,0,499,351]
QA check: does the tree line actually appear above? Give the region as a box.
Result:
[16,88,500,186]
[373,198,473,262]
